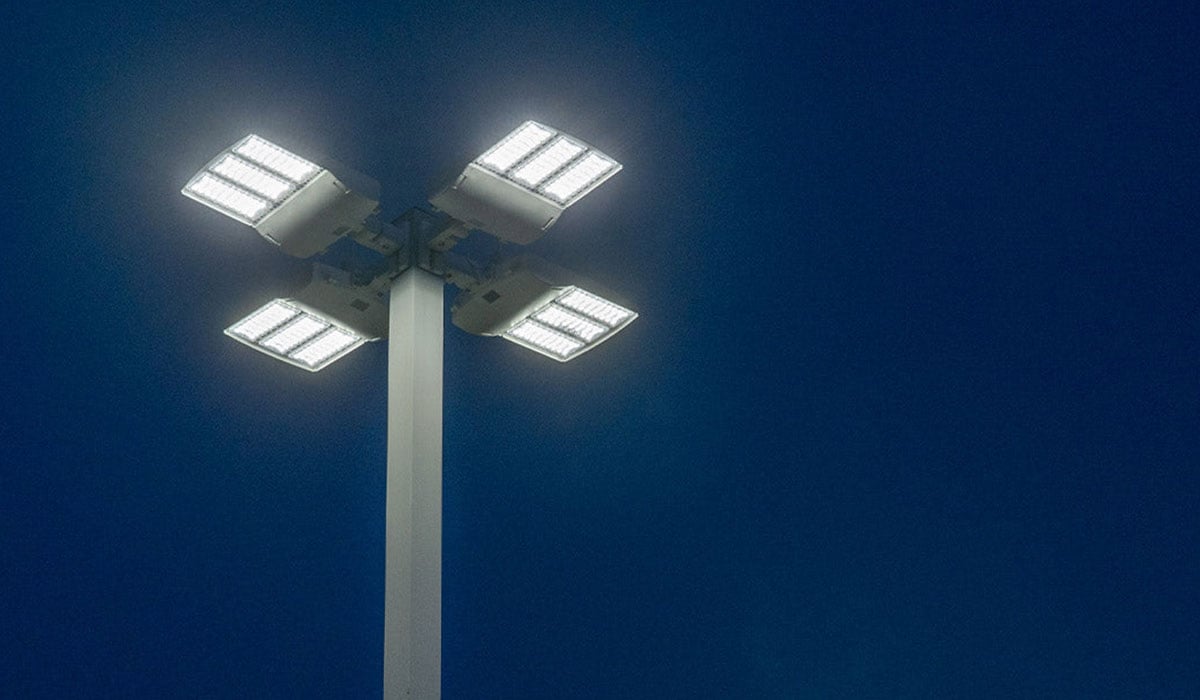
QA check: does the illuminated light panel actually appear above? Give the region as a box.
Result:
[511,137,585,187]
[184,173,271,222]
[505,319,584,359]
[211,154,293,202]
[497,286,636,361]
[541,153,617,203]
[227,300,300,341]
[233,135,320,183]
[183,135,329,227]
[556,288,633,327]
[468,121,622,209]
[532,304,606,342]
[260,315,329,354]
[289,327,363,368]
[478,122,554,172]
[225,300,368,371]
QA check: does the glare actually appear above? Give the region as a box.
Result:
[233,135,320,184]
[478,122,554,172]
[511,138,585,187]
[185,173,271,222]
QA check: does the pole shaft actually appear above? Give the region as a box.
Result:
[384,270,443,699]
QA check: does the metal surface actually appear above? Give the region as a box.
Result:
[429,163,563,244]
[384,270,444,699]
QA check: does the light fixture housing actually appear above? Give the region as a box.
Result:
[429,121,621,245]
[183,134,381,258]
[451,256,636,362]
[225,266,388,371]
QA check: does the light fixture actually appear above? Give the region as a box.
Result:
[183,134,381,258]
[451,256,636,362]
[227,299,367,371]
[429,120,621,244]
[224,265,388,371]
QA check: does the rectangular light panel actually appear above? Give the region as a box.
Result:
[479,122,554,172]
[501,286,637,362]
[510,137,585,187]
[472,121,622,208]
[542,153,618,203]
[183,135,325,225]
[224,299,367,372]
[233,135,321,183]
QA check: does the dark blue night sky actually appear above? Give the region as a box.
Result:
[3,2,1198,697]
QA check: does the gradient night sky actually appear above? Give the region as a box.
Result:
[3,2,1198,697]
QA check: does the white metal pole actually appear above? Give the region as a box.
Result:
[384,269,443,699]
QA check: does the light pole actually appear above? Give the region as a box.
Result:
[181,122,636,698]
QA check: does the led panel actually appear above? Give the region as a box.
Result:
[479,122,554,172]
[556,288,634,326]
[233,135,320,183]
[506,320,584,359]
[261,316,328,354]
[511,137,585,187]
[182,135,326,225]
[227,300,300,341]
[290,327,361,368]
[471,121,622,208]
[224,299,367,372]
[531,305,606,342]
[210,154,293,201]
[184,173,271,223]
[501,286,637,362]
[542,153,618,203]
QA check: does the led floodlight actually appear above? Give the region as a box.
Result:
[184,134,381,258]
[224,265,388,371]
[451,256,636,362]
[429,121,621,244]
[226,299,368,371]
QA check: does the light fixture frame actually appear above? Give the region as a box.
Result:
[183,134,381,259]
[223,265,389,372]
[450,255,637,362]
[429,121,621,245]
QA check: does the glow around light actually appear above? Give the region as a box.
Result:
[542,153,616,203]
[233,135,320,183]
[500,285,636,361]
[478,122,554,172]
[184,173,271,222]
[472,121,622,208]
[225,299,368,371]
[510,137,585,187]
